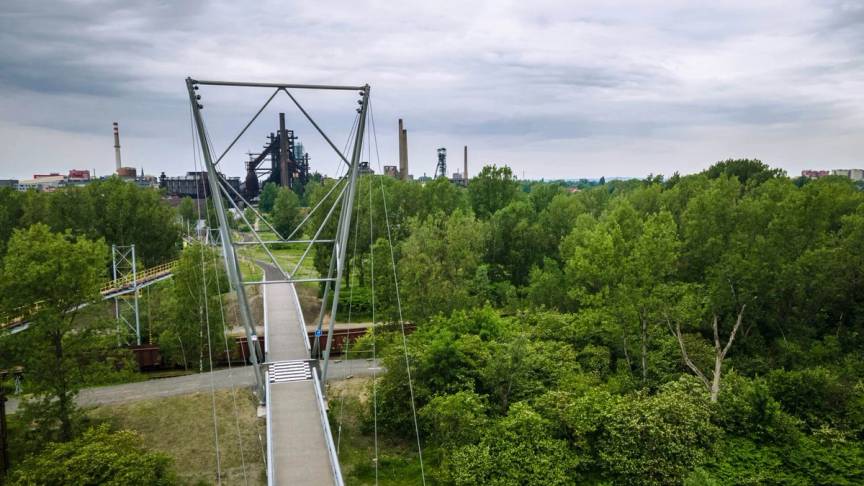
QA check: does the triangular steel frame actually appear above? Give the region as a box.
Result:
[184,77,370,406]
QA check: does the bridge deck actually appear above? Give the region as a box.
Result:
[262,264,339,486]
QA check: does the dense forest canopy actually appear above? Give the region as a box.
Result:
[333,159,864,484]
[0,178,181,266]
[3,159,864,483]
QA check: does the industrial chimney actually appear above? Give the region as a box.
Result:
[112,122,122,171]
[464,145,468,186]
[398,119,409,181]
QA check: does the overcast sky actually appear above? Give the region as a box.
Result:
[1,0,862,181]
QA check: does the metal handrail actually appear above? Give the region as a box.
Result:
[99,260,177,294]
[2,260,178,329]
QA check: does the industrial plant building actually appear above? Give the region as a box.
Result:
[159,171,241,199]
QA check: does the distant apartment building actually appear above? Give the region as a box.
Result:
[18,173,67,192]
[383,165,399,178]
[15,168,160,192]
[801,170,829,179]
[832,169,864,181]
[0,179,18,189]
[67,169,91,181]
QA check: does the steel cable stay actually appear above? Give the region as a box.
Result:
[280,88,353,169]
[199,84,359,245]
[368,101,426,485]
[211,243,249,485]
[312,115,365,362]
[336,174,363,455]
[289,181,349,279]
[204,108,358,289]
[214,175,292,279]
[310,112,364,358]
[202,122,269,486]
[190,77,359,172]
[197,94,358,295]
[189,104,224,484]
[213,88,281,166]
[368,153,380,485]
[188,77,368,486]
[281,112,360,243]
[208,209,251,486]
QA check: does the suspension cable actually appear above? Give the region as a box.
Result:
[368,153,380,485]
[336,171,363,454]
[202,134,253,486]
[214,88,280,166]
[190,103,223,484]
[369,101,426,485]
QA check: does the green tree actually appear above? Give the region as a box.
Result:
[397,210,486,322]
[0,224,108,441]
[258,182,279,213]
[8,424,176,485]
[83,178,180,266]
[10,179,180,266]
[446,403,579,485]
[271,187,301,236]
[486,200,543,286]
[537,193,587,260]
[703,158,784,187]
[468,165,521,219]
[156,243,229,371]
[0,187,24,257]
[593,379,719,485]
[418,177,469,221]
[419,390,488,447]
[177,196,196,228]
[529,182,564,213]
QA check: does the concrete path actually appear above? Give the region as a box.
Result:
[260,262,341,486]
[5,359,379,415]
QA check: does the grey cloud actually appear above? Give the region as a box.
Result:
[0,0,863,181]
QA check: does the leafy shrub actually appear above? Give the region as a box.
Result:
[768,367,852,431]
[444,403,580,485]
[714,372,801,444]
[8,425,176,485]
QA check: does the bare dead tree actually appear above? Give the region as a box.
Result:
[669,305,745,402]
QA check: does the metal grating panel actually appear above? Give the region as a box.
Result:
[269,360,312,383]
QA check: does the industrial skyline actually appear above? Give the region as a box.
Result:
[1,1,863,180]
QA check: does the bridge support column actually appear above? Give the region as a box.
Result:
[111,244,142,346]
[321,85,370,383]
[186,78,267,404]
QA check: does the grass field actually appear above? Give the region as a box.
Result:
[235,231,321,280]
[90,389,267,486]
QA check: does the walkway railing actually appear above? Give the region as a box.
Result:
[100,260,177,295]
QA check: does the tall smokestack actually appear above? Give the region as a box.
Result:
[464,145,468,186]
[401,128,409,181]
[278,113,289,187]
[113,122,122,170]
[398,119,408,180]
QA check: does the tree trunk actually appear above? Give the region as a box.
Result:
[671,305,746,403]
[640,313,648,383]
[622,335,631,370]
[710,355,722,402]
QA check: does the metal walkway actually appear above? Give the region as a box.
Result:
[261,263,342,486]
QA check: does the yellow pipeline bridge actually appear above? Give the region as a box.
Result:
[1,260,177,333]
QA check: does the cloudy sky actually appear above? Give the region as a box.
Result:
[1,0,862,181]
